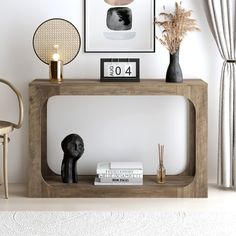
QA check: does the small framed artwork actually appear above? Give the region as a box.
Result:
[84,0,155,53]
[100,58,140,82]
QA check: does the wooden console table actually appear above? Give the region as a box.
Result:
[28,79,208,198]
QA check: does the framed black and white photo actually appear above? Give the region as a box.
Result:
[84,0,155,53]
[100,58,140,82]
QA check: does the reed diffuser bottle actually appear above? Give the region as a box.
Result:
[157,144,166,184]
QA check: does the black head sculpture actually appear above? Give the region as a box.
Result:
[61,134,84,183]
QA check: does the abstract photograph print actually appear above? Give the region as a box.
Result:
[84,0,155,53]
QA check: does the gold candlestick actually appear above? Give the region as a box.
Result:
[49,60,63,83]
[49,45,63,82]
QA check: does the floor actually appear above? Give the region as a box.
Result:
[0,183,236,212]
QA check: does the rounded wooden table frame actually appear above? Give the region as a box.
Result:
[28,79,208,198]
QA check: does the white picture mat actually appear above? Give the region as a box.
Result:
[47,96,189,175]
[85,0,155,52]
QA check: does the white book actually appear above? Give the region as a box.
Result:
[96,162,110,171]
[97,169,143,175]
[94,177,143,186]
[96,162,143,174]
[110,162,143,170]
[98,173,143,178]
[98,177,143,183]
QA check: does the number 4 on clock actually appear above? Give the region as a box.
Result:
[125,65,132,76]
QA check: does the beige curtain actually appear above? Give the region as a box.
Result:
[204,0,236,188]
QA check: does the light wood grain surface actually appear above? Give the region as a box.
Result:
[28,79,208,198]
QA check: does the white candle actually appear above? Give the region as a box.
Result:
[52,53,60,61]
[52,44,60,61]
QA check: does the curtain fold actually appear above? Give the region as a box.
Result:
[204,0,236,188]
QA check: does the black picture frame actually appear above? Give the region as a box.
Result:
[100,58,140,82]
[84,0,156,53]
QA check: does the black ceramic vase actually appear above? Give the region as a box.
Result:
[166,49,183,83]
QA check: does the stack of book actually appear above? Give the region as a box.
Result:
[94,162,143,185]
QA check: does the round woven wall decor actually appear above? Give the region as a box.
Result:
[33,18,81,65]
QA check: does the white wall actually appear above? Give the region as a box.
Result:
[47,96,189,176]
[0,0,222,183]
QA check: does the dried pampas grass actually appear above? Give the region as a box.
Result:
[155,2,200,55]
